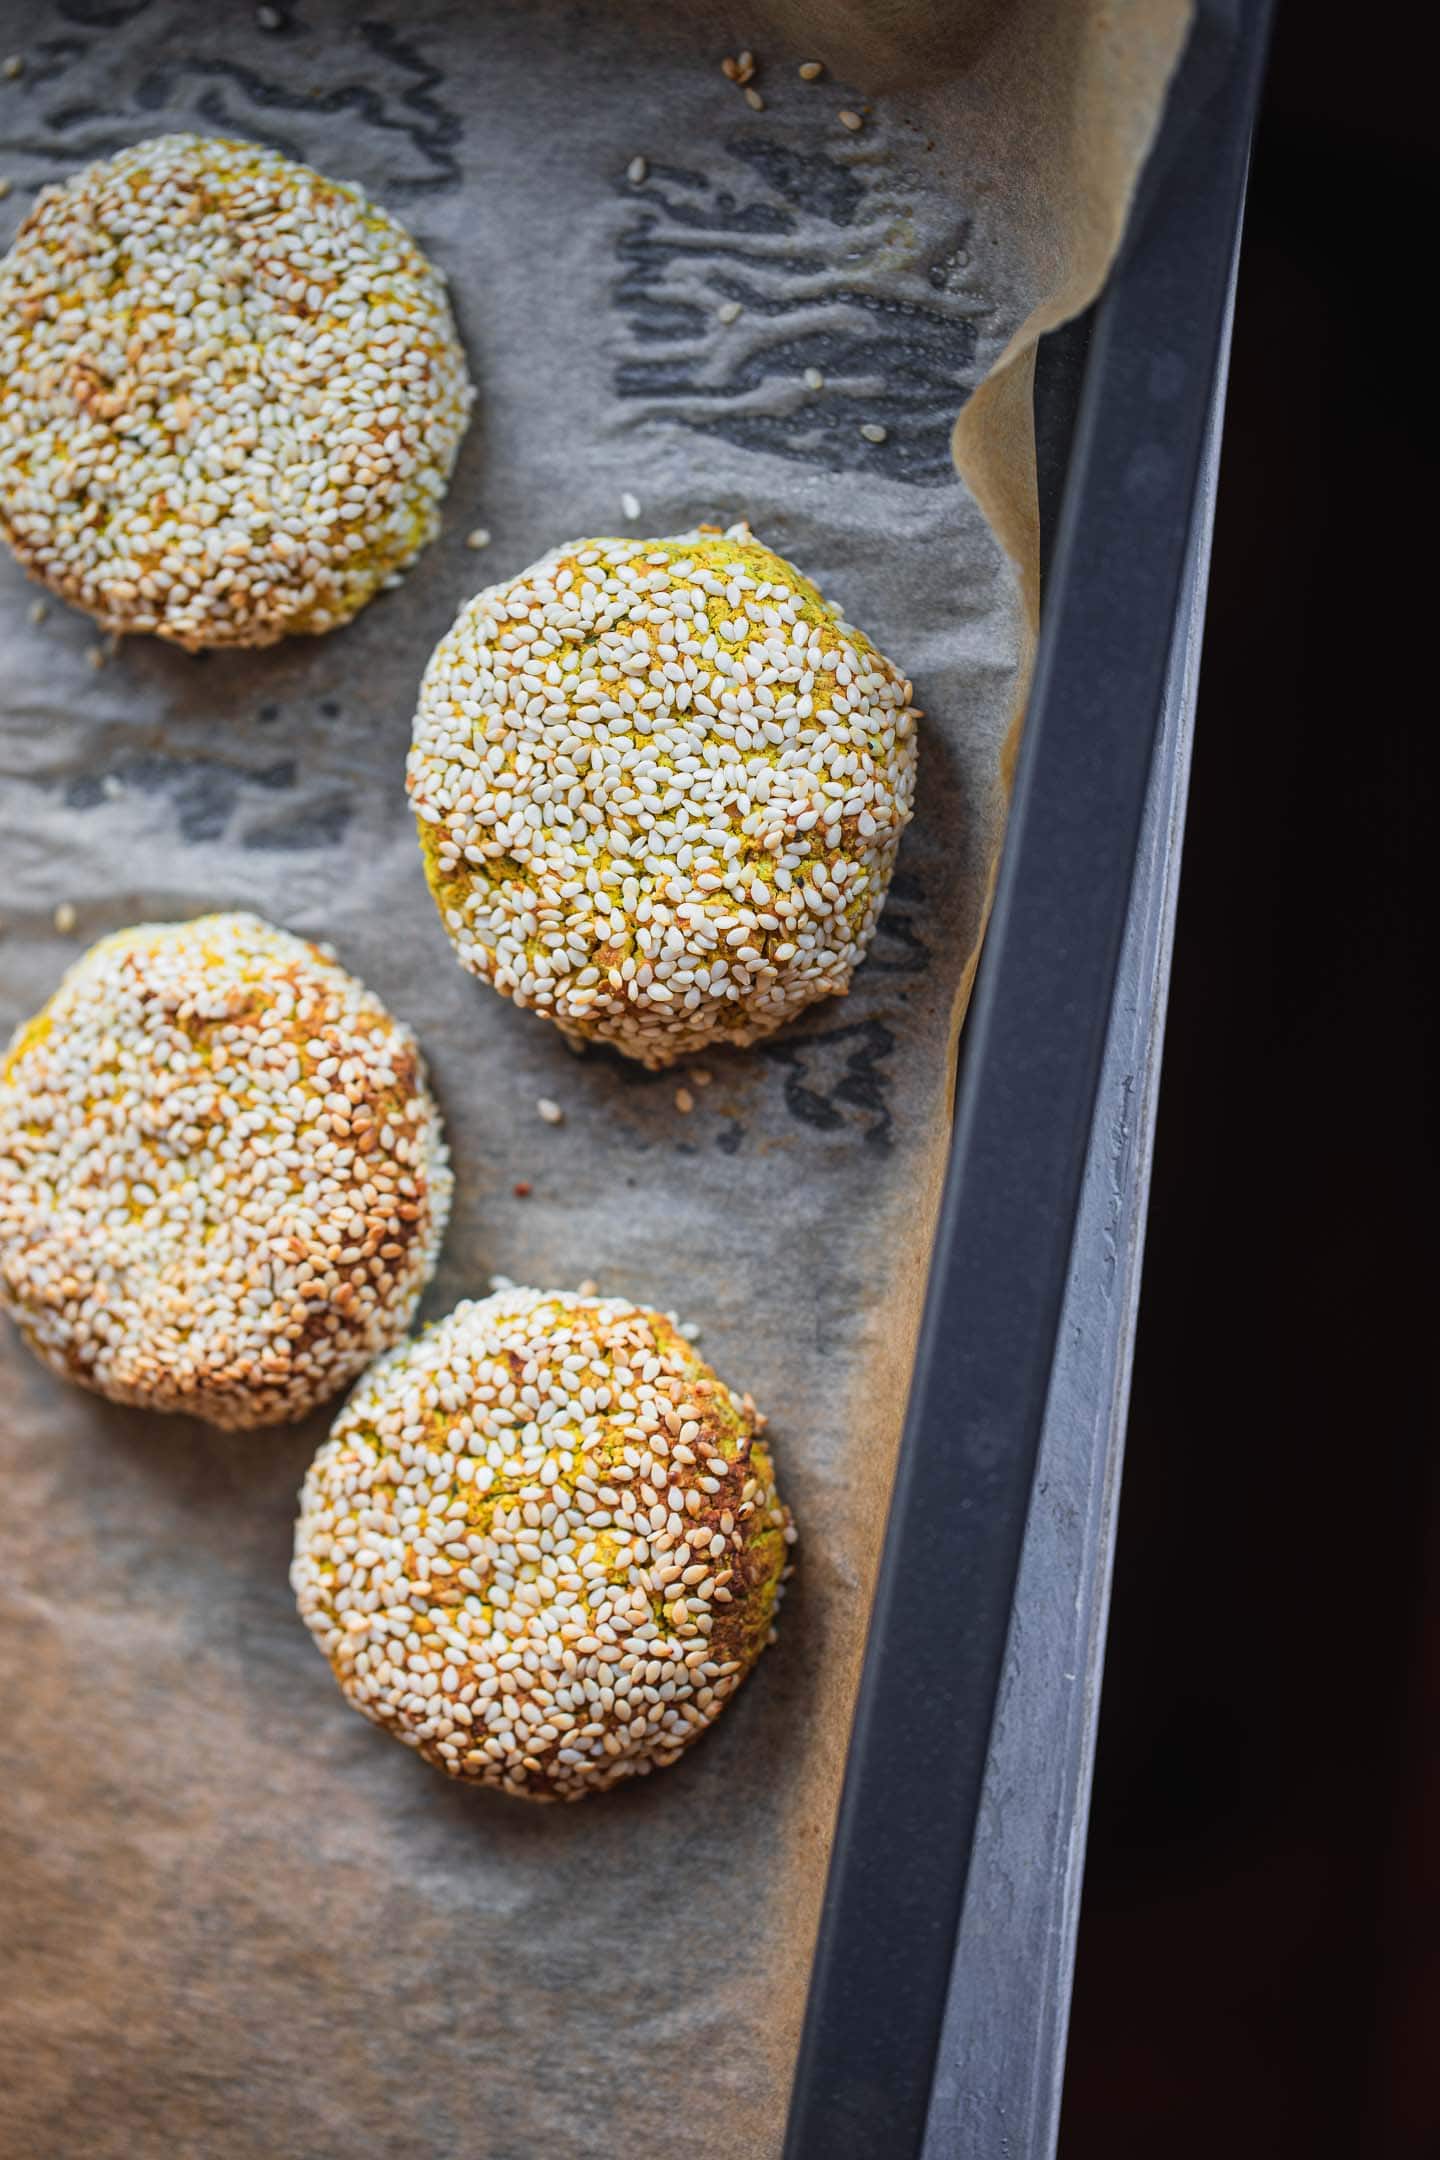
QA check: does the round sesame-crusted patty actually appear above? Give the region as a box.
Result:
[0,914,451,1428]
[0,133,473,648]
[407,523,919,1066]
[292,1289,794,1799]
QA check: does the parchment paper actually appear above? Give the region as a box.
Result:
[0,4,1187,2153]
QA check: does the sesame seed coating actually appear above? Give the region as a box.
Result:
[407,524,920,1066]
[292,1288,794,1800]
[0,913,451,1428]
[0,134,473,649]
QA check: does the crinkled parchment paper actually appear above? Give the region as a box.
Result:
[0,3,1187,2152]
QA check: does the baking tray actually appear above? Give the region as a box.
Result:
[0,5,1266,2156]
[784,5,1273,2154]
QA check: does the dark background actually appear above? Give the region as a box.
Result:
[1060,10,1434,2158]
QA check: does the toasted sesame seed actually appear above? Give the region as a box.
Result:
[407,522,919,1068]
[52,901,77,934]
[675,1088,695,1113]
[620,490,641,520]
[0,135,473,650]
[536,1096,564,1125]
[839,108,864,131]
[798,61,824,80]
[690,1068,713,1087]
[0,913,450,1426]
[860,421,888,443]
[803,366,825,390]
[292,1287,793,1799]
[627,155,648,185]
[716,299,743,324]
[744,87,765,111]
[465,527,492,551]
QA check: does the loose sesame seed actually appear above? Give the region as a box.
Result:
[406,522,919,1067]
[620,490,642,520]
[798,61,824,80]
[803,366,825,390]
[0,135,473,650]
[839,108,864,131]
[536,1097,564,1125]
[0,179,11,201]
[716,299,743,325]
[292,1288,793,1799]
[860,422,888,443]
[28,598,47,625]
[2,57,23,81]
[744,87,765,112]
[52,901,76,934]
[256,5,283,27]
[0,913,451,1427]
[626,156,648,186]
[465,528,492,551]
[674,1088,695,1113]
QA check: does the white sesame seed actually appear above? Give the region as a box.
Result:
[1,56,23,81]
[839,108,864,131]
[27,598,47,625]
[536,1097,565,1125]
[717,299,743,325]
[627,156,648,185]
[0,179,11,202]
[860,422,888,443]
[0,914,451,1426]
[0,135,473,650]
[803,366,825,390]
[798,61,824,80]
[464,527,491,550]
[620,490,641,520]
[744,87,765,111]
